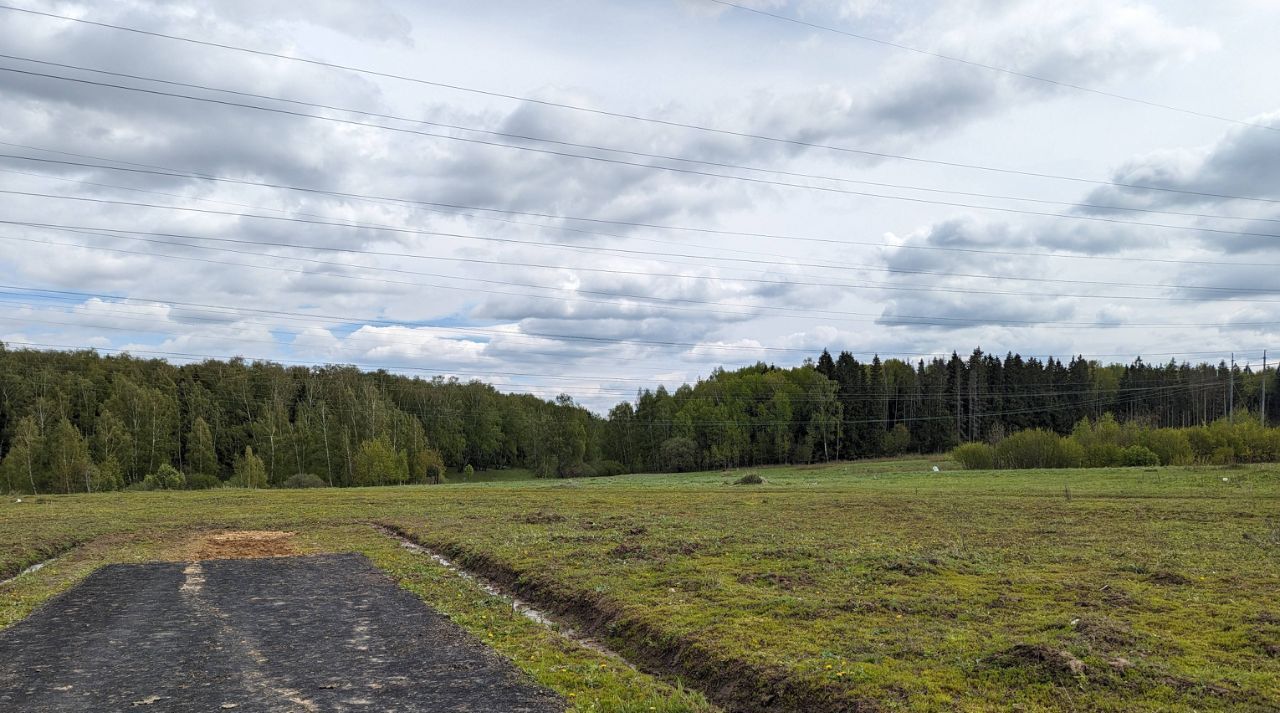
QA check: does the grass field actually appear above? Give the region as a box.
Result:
[2,459,1278,712]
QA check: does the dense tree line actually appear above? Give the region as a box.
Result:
[1,343,1277,492]
[0,345,600,493]
[600,349,1279,470]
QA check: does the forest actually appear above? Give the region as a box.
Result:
[1,342,1277,492]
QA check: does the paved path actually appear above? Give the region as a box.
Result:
[0,553,565,712]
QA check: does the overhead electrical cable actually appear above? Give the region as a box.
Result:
[3,146,1278,272]
[6,60,1280,243]
[2,2,1276,201]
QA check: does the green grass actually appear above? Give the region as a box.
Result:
[2,459,1278,711]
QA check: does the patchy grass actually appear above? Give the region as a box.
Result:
[2,459,1278,711]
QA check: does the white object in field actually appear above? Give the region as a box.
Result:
[931,465,940,472]
[1222,477,1229,482]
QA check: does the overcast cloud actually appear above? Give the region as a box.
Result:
[1,0,1278,411]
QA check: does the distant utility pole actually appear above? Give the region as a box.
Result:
[1264,350,1269,427]
[1229,352,1234,423]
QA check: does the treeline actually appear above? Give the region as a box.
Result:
[1,343,1277,492]
[599,349,1278,471]
[0,345,601,493]
[952,414,1280,470]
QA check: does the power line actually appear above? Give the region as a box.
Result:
[2,2,1276,203]
[4,145,1279,273]
[704,0,1279,134]
[9,61,1280,244]
[7,223,1278,331]
[2,281,1269,363]
[6,194,1279,299]
[5,53,1280,230]
[5,226,1274,332]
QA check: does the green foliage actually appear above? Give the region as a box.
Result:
[462,464,475,479]
[353,437,408,486]
[659,436,700,472]
[142,464,186,491]
[882,423,911,456]
[1120,445,1160,467]
[410,447,445,484]
[951,442,995,470]
[185,473,223,490]
[186,417,218,478]
[1135,429,1193,466]
[994,429,1082,469]
[92,456,124,492]
[591,460,628,477]
[230,446,268,489]
[1186,417,1280,464]
[281,473,327,489]
[1081,443,1124,468]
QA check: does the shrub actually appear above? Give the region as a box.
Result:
[659,436,701,472]
[411,447,446,484]
[424,462,445,483]
[185,473,223,490]
[559,462,596,478]
[230,446,268,489]
[883,424,911,456]
[591,460,628,477]
[1082,443,1124,468]
[1135,429,1193,466]
[995,429,1082,469]
[281,473,326,489]
[92,457,124,492]
[952,442,995,470]
[1120,445,1160,467]
[462,464,475,479]
[733,472,765,485]
[353,436,409,486]
[142,464,186,490]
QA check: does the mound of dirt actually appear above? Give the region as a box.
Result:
[188,530,298,560]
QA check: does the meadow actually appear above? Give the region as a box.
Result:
[2,459,1277,712]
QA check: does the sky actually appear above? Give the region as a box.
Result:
[0,0,1278,412]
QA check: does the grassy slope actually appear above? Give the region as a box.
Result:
[2,459,1277,711]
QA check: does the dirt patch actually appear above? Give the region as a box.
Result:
[1146,570,1191,586]
[988,643,1086,681]
[187,531,298,560]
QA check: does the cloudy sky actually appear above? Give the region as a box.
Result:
[1,0,1278,411]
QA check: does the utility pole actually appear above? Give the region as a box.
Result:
[1263,350,1268,427]
[1228,353,1234,423]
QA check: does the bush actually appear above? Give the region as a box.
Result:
[659,436,701,472]
[1120,445,1160,467]
[883,423,911,456]
[1135,429,1193,466]
[733,472,765,485]
[558,462,596,478]
[462,464,475,479]
[952,442,995,470]
[142,464,186,490]
[995,429,1082,469]
[230,446,268,489]
[281,473,326,489]
[185,473,223,490]
[91,457,124,492]
[591,460,627,477]
[1082,443,1124,468]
